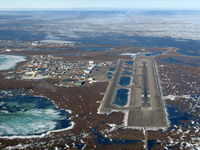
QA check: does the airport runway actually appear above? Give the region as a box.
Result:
[128,57,168,128]
[142,61,151,107]
[99,56,168,128]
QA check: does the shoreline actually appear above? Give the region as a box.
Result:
[0,54,28,72]
[0,94,74,139]
[0,122,75,139]
[0,46,197,149]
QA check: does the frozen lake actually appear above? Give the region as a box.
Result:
[0,91,73,137]
[0,55,26,71]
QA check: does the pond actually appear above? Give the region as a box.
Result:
[125,61,134,65]
[106,75,112,80]
[119,76,131,86]
[113,88,129,107]
[0,91,72,137]
[109,67,116,72]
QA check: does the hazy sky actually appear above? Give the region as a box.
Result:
[1,0,200,10]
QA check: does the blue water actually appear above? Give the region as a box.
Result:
[166,95,200,129]
[1,11,200,56]
[80,46,114,51]
[158,56,200,66]
[91,128,141,145]
[109,67,116,72]
[125,61,134,65]
[106,75,112,79]
[114,89,129,106]
[143,51,163,56]
[0,30,45,41]
[1,28,199,56]
[0,91,72,137]
[166,104,192,126]
[148,140,161,150]
[107,72,113,75]
[72,35,200,56]
[119,76,131,86]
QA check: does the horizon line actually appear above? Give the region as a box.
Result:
[1,7,200,11]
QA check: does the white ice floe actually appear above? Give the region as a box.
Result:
[0,121,75,139]
[40,40,76,45]
[0,55,26,71]
[0,95,74,139]
[120,53,140,57]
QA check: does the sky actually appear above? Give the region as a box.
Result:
[1,0,200,10]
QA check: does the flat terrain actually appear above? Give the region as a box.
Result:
[100,56,168,128]
[99,59,133,112]
[0,47,199,149]
[128,57,168,128]
[0,11,199,149]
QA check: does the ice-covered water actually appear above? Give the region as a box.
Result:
[0,55,26,70]
[0,93,72,137]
